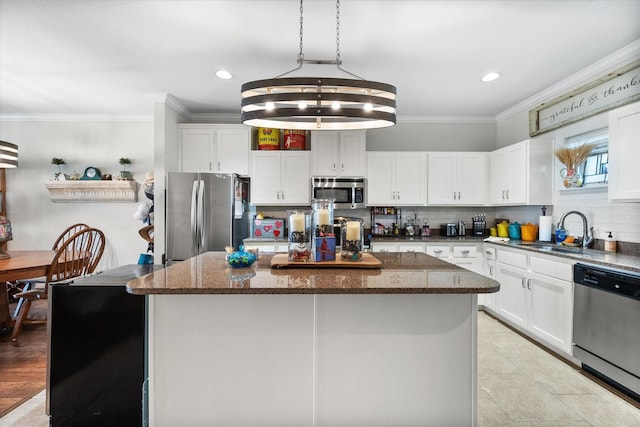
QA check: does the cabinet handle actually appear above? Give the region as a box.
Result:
[281,190,285,200]
[485,250,492,255]
[502,190,506,200]
[209,161,213,171]
[341,162,344,173]
[406,249,416,253]
[461,250,470,254]
[453,191,457,200]
[489,266,494,275]
[506,189,510,199]
[277,191,281,200]
[380,249,389,252]
[397,191,400,200]
[333,163,336,172]
[434,249,442,254]
[521,276,526,288]
[217,161,221,171]
[458,191,461,200]
[527,278,531,290]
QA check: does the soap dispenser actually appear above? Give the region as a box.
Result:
[604,231,617,252]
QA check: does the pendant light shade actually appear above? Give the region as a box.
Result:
[0,141,18,168]
[241,0,396,130]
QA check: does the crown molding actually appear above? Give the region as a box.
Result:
[397,115,496,124]
[496,39,640,122]
[0,114,153,122]
[189,112,241,123]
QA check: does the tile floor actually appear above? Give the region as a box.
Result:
[1,311,639,426]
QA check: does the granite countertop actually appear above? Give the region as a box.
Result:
[370,236,487,243]
[484,240,640,273]
[126,251,499,295]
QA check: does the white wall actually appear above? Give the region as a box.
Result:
[0,119,154,269]
[367,121,496,152]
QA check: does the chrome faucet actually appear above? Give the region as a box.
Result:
[557,210,594,248]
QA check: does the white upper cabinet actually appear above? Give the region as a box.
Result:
[427,152,487,205]
[490,138,553,206]
[179,124,250,175]
[311,131,366,177]
[608,101,640,202]
[367,152,426,206]
[250,151,310,205]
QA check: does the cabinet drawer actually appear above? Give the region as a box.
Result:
[426,246,450,258]
[529,255,573,282]
[452,246,478,258]
[483,246,496,261]
[398,244,425,253]
[372,244,398,253]
[497,249,527,269]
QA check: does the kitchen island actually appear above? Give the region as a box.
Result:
[127,251,498,427]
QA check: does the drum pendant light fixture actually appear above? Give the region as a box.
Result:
[0,141,18,168]
[241,0,396,130]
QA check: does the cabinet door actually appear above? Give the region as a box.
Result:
[478,259,496,310]
[395,153,426,206]
[609,102,640,201]
[339,131,366,177]
[311,132,340,176]
[506,142,527,204]
[489,149,508,204]
[216,129,250,175]
[456,153,487,205]
[366,152,395,205]
[181,128,214,172]
[427,153,456,204]
[528,272,573,354]
[250,152,282,205]
[280,152,311,205]
[496,263,527,329]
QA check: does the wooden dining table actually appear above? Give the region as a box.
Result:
[0,250,55,329]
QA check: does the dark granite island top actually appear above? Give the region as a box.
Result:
[126,251,499,295]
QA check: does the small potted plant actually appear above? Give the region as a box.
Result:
[51,158,66,180]
[119,157,132,180]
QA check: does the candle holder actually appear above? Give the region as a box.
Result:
[288,210,311,262]
[312,198,336,261]
[341,218,364,261]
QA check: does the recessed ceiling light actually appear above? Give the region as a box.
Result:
[216,70,232,80]
[481,72,500,82]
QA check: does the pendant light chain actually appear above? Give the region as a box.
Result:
[336,0,341,65]
[298,0,304,63]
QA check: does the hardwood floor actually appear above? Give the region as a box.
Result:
[0,319,47,418]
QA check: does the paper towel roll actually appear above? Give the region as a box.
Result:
[539,216,552,241]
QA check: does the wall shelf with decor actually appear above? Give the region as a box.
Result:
[44,180,138,202]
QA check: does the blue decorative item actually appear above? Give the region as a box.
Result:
[227,245,257,268]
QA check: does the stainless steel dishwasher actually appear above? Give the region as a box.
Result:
[573,263,640,401]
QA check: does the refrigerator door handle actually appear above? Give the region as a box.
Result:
[191,180,199,253]
[197,179,206,252]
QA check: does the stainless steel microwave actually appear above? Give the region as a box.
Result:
[311,177,366,209]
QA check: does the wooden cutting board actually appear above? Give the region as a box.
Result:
[271,253,382,269]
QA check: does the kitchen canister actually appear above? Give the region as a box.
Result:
[283,130,306,150]
[497,221,509,238]
[508,222,521,240]
[520,223,539,241]
[257,127,280,150]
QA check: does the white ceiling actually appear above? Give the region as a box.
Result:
[1,0,639,120]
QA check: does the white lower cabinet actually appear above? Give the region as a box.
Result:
[478,246,496,310]
[494,246,574,355]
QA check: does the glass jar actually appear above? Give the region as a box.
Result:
[288,210,311,262]
[341,218,364,261]
[311,199,336,261]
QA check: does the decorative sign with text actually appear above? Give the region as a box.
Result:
[529,61,640,136]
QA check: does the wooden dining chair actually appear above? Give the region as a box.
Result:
[8,223,91,307]
[10,227,105,344]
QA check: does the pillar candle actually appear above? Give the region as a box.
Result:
[290,213,305,232]
[345,221,361,241]
[316,208,330,225]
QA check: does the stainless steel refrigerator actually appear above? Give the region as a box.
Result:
[166,172,250,263]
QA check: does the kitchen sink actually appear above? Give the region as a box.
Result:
[516,241,603,255]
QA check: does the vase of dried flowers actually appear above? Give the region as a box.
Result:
[555,145,592,188]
